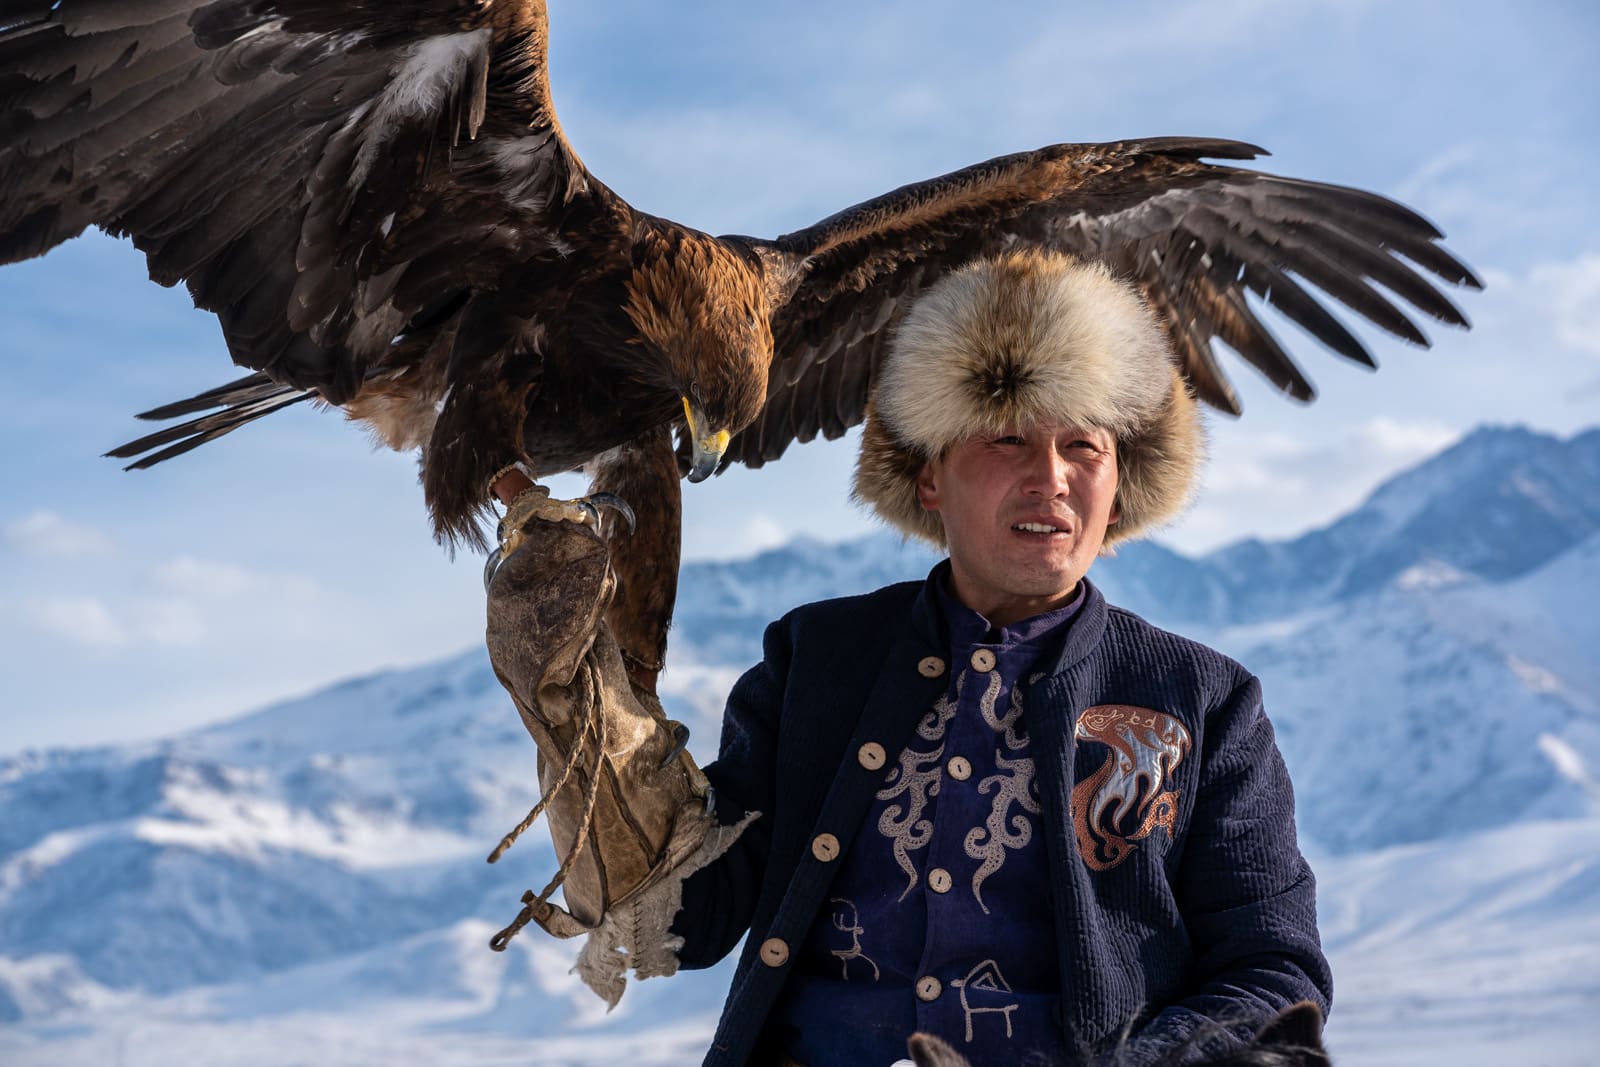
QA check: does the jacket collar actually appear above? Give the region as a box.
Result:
[914,560,1110,680]
[1050,576,1108,677]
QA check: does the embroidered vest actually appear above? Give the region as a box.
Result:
[770,584,1083,1067]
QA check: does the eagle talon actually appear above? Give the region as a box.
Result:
[494,483,637,552]
[658,720,691,769]
[584,492,637,534]
[482,544,505,592]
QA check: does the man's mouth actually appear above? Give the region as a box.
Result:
[1012,522,1066,535]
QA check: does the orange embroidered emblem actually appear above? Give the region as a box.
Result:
[1070,705,1192,870]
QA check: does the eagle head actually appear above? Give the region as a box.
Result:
[625,228,773,481]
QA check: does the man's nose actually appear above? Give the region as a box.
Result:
[1021,442,1071,496]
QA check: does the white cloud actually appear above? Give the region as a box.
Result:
[1529,254,1600,359]
[730,514,791,558]
[1389,143,1493,229]
[151,557,263,598]
[26,594,209,650]
[18,557,334,653]
[136,558,333,648]
[1172,417,1461,553]
[1199,432,1316,494]
[3,511,115,557]
[1393,143,1481,204]
[132,598,209,647]
[150,556,327,601]
[1570,374,1600,402]
[31,597,128,647]
[1360,416,1461,458]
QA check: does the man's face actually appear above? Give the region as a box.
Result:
[916,422,1120,626]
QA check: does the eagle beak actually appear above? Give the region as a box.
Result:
[682,397,730,483]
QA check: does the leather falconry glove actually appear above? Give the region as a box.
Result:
[482,505,755,1006]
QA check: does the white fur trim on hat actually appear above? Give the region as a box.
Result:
[852,250,1204,549]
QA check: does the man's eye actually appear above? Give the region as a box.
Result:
[994,434,1025,446]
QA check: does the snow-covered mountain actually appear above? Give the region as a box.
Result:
[1094,424,1600,624]
[1,424,1597,1065]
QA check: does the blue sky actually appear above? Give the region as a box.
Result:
[2,0,1597,752]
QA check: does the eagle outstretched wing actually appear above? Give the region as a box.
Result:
[724,137,1481,470]
[1,12,1487,724]
[1,0,618,457]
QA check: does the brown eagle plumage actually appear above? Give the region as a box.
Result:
[0,0,1479,685]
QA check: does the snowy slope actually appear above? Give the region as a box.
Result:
[1316,819,1600,1067]
[1,424,1597,1064]
[1194,535,1600,854]
[0,650,547,996]
[1,820,1593,1066]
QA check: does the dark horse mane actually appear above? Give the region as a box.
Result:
[906,1001,1330,1067]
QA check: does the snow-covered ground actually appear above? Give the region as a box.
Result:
[1318,820,1600,1066]
[1,821,1593,1066]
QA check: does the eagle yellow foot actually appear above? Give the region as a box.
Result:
[483,484,637,592]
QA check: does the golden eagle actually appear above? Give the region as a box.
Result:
[0,1,1478,688]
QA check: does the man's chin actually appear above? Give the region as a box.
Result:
[1001,541,1089,577]
[996,563,1088,601]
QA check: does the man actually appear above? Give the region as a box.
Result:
[667,250,1331,1067]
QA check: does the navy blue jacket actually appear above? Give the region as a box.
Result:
[671,573,1331,1066]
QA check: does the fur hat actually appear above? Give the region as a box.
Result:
[852,250,1204,550]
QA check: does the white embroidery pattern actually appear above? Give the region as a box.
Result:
[964,677,1041,912]
[828,897,880,981]
[951,958,1019,1041]
[876,683,960,900]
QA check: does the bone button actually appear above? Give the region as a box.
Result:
[928,867,953,894]
[916,976,943,1001]
[970,648,997,672]
[858,741,887,771]
[917,655,947,678]
[811,833,841,862]
[760,937,790,967]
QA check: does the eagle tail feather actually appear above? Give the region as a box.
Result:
[133,372,286,420]
[107,378,312,468]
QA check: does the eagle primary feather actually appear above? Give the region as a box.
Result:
[0,1,1480,687]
